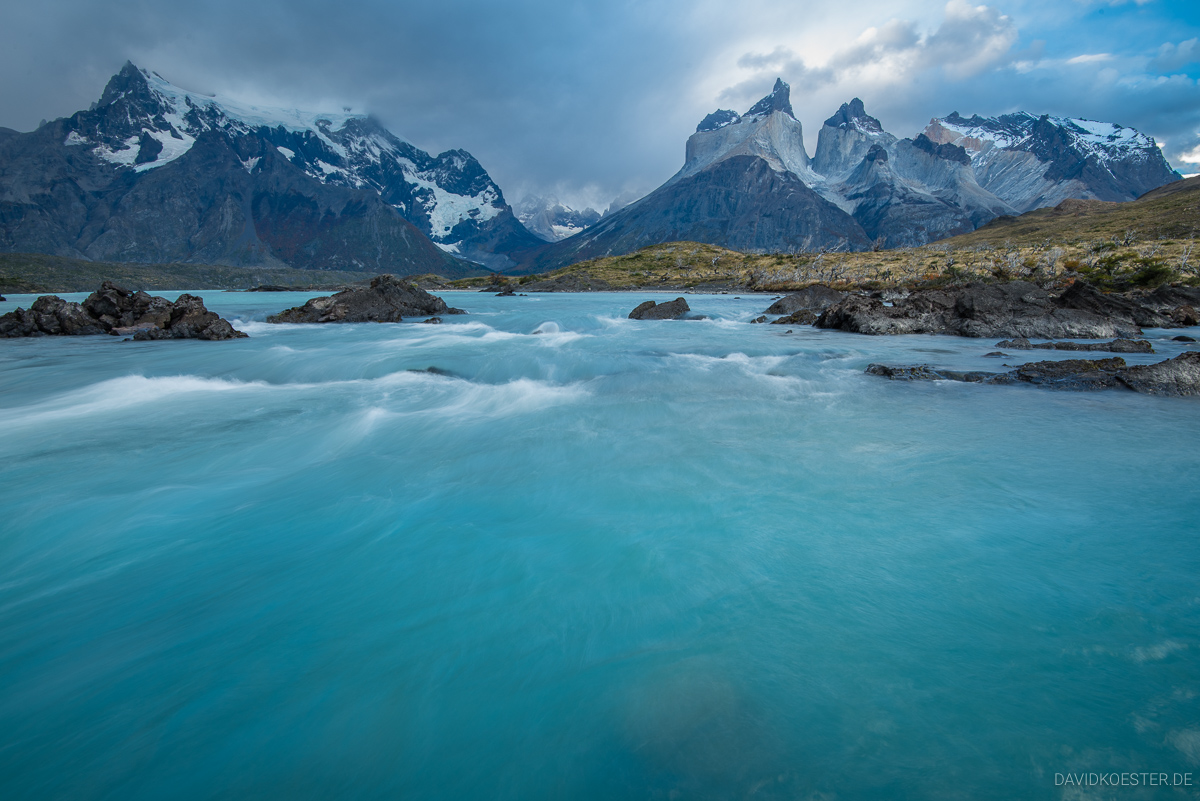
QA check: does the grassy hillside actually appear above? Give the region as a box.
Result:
[0,253,384,294]
[456,178,1199,292]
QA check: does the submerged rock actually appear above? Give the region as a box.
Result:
[995,337,1153,353]
[866,351,1200,396]
[0,282,246,340]
[629,298,690,320]
[268,274,464,324]
[770,309,818,326]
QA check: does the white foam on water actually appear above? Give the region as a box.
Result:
[1131,640,1187,662]
[669,351,791,374]
[389,376,590,420]
[0,374,268,428]
[232,320,285,335]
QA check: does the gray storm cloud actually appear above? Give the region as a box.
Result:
[1,0,1198,209]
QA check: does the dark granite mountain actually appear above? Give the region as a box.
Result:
[526,86,1181,268]
[0,63,543,275]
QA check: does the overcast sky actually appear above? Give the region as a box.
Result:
[2,0,1198,210]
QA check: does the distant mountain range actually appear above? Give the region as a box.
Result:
[528,80,1181,270]
[0,65,1183,276]
[515,196,602,242]
[0,63,542,275]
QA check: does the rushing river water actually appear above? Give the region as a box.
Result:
[2,289,1199,800]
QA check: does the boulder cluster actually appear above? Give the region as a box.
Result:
[0,282,247,340]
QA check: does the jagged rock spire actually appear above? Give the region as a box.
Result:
[745,78,794,119]
[823,98,883,132]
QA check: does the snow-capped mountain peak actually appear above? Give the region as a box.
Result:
[822,98,884,135]
[923,110,1180,209]
[744,78,794,120]
[60,63,539,267]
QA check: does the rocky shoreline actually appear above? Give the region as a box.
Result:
[0,282,246,340]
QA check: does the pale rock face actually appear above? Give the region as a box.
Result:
[678,110,812,182]
[812,99,896,181]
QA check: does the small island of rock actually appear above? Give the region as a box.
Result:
[267,274,464,324]
[628,298,690,320]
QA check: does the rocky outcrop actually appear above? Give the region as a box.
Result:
[0,281,246,339]
[764,285,846,315]
[995,337,1153,353]
[628,297,690,320]
[816,281,1196,339]
[1116,352,1200,396]
[267,274,464,323]
[866,351,1200,396]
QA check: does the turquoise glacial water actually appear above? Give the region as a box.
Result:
[1,290,1199,800]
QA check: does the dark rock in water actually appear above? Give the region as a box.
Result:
[984,351,1008,357]
[764,285,846,315]
[1002,357,1127,390]
[866,351,1200,396]
[995,337,1153,353]
[247,285,294,292]
[866,364,949,381]
[628,297,690,320]
[268,274,464,324]
[1116,351,1200,396]
[0,295,6,301]
[750,316,767,324]
[421,317,443,324]
[770,309,818,325]
[1173,335,1197,342]
[0,281,246,340]
[496,285,516,297]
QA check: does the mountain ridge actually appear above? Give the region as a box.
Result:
[524,80,1180,270]
[0,63,538,275]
